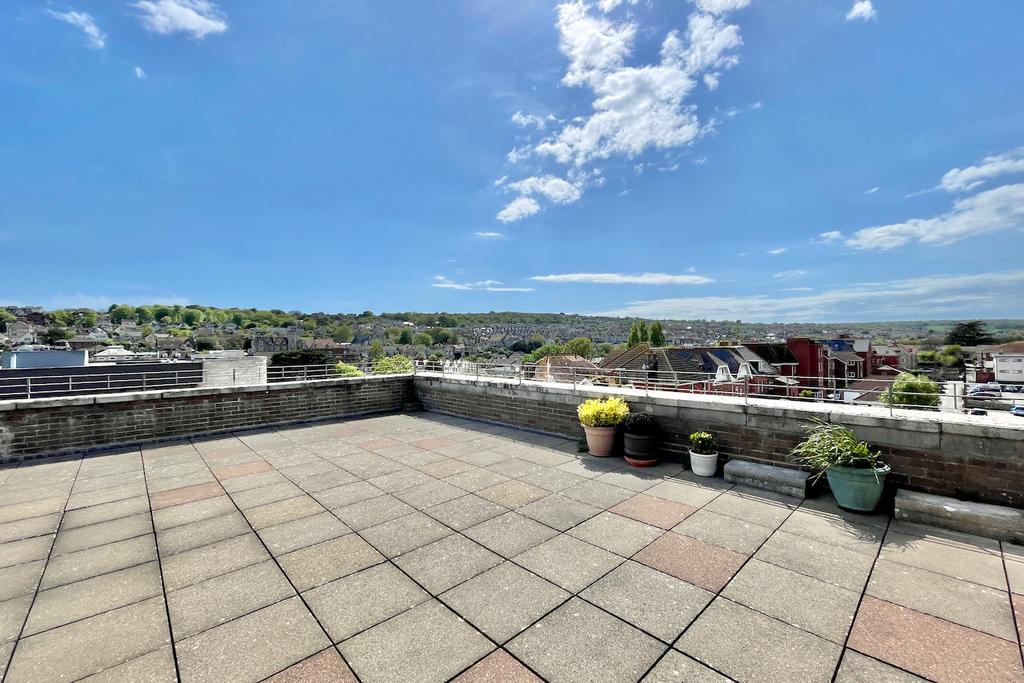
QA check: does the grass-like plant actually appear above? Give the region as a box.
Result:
[577,397,630,427]
[792,419,882,477]
[689,431,716,454]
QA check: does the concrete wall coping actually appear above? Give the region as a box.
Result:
[0,373,413,412]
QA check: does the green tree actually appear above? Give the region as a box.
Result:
[597,342,614,355]
[638,321,649,342]
[397,329,414,345]
[180,309,205,326]
[937,345,966,367]
[329,324,354,343]
[945,321,994,346]
[563,337,595,359]
[52,310,74,326]
[269,349,335,366]
[880,372,940,408]
[42,326,74,344]
[425,328,457,345]
[79,311,97,328]
[109,304,136,324]
[648,321,666,347]
[627,323,641,348]
[372,354,413,374]
[369,340,385,361]
[523,343,565,363]
[135,307,154,324]
[413,332,433,346]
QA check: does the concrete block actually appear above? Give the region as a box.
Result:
[894,490,1024,544]
[724,460,809,500]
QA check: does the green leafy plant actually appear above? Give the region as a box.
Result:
[792,419,882,478]
[798,389,815,399]
[879,372,940,408]
[577,397,630,427]
[689,431,716,454]
[372,354,414,375]
[333,362,364,377]
[623,412,659,435]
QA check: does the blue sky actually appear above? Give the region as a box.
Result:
[2,0,1023,322]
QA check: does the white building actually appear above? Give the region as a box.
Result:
[987,341,1024,385]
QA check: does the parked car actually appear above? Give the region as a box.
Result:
[968,408,988,416]
[1010,406,1024,417]
[969,392,999,399]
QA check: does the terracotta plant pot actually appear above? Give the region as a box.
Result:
[624,432,658,467]
[689,449,719,477]
[583,425,617,457]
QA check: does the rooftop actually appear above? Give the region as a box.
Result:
[0,413,1021,682]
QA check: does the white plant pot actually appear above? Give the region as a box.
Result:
[689,450,719,477]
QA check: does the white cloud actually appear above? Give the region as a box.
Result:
[133,0,228,39]
[846,1,877,22]
[817,230,844,243]
[865,186,879,194]
[766,247,787,254]
[938,147,1024,193]
[694,0,751,15]
[496,196,540,223]
[773,270,806,280]
[432,276,531,292]
[601,270,1024,322]
[845,183,1024,250]
[511,111,547,130]
[473,231,505,239]
[40,293,188,310]
[134,66,148,80]
[47,10,106,49]
[557,1,637,88]
[781,287,814,292]
[506,175,583,205]
[597,0,639,12]
[531,272,714,285]
[493,175,508,187]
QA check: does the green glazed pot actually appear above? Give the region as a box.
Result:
[825,464,891,512]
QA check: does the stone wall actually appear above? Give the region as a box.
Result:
[415,374,1024,508]
[0,375,412,463]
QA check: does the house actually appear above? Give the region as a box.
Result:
[785,338,830,386]
[819,340,866,382]
[144,334,190,353]
[869,344,902,376]
[6,321,37,345]
[986,341,1024,385]
[534,354,598,382]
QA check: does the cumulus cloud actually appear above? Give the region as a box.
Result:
[846,1,877,22]
[601,270,1024,322]
[134,66,148,80]
[133,0,228,39]
[506,175,583,205]
[773,270,807,280]
[511,111,548,130]
[694,0,751,15]
[938,147,1024,193]
[47,10,106,49]
[845,183,1024,250]
[531,272,714,285]
[473,231,505,239]
[817,231,844,243]
[497,196,541,223]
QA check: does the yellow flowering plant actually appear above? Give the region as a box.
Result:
[577,397,630,427]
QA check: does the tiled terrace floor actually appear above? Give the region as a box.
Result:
[0,414,1022,683]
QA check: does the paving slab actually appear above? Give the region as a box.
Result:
[424,494,507,531]
[40,533,157,589]
[722,558,861,643]
[167,559,295,640]
[230,481,304,510]
[517,494,602,531]
[867,559,1018,641]
[677,597,842,683]
[395,534,502,594]
[304,563,429,642]
[0,535,55,569]
[518,467,586,493]
[508,597,665,683]
[265,647,358,682]
[463,512,558,559]
[641,650,730,683]
[755,529,876,591]
[673,509,775,555]
[360,511,452,558]
[779,508,886,556]
[443,468,511,493]
[634,532,746,593]
[0,512,61,544]
[25,561,163,635]
[453,649,542,682]
[150,482,224,510]
[581,560,714,642]
[0,595,32,644]
[514,534,622,593]
[568,512,664,557]
[834,650,927,682]
[4,596,171,682]
[175,596,329,683]
[242,494,324,530]
[441,561,570,643]
[257,511,350,555]
[561,480,634,509]
[150,496,236,532]
[367,469,434,493]
[645,480,724,508]
[0,560,44,601]
[339,600,494,683]
[314,481,385,509]
[848,596,1023,683]
[78,645,177,683]
[610,494,697,530]
[477,480,551,509]
[53,513,151,555]
[880,530,1008,589]
[157,512,251,556]
[160,533,270,591]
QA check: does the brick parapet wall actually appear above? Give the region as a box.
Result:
[0,375,413,464]
[414,375,1024,508]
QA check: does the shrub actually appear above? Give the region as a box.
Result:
[689,431,716,454]
[623,412,659,435]
[879,372,940,408]
[577,397,630,427]
[270,349,334,366]
[372,354,413,375]
[333,362,364,377]
[792,419,882,477]
[798,389,815,399]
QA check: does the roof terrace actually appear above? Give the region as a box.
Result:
[0,412,1022,682]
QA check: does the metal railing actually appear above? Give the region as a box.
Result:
[0,367,204,400]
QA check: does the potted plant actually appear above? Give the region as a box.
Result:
[577,397,629,457]
[793,419,890,512]
[623,413,659,467]
[688,431,718,477]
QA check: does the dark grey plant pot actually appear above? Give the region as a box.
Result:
[624,432,658,466]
